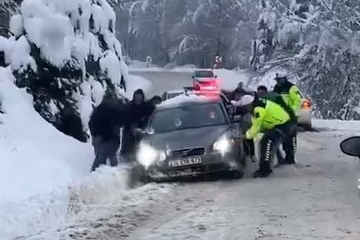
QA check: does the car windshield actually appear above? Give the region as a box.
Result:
[149,103,226,133]
[195,70,214,78]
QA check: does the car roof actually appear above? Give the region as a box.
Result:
[165,89,184,94]
[157,94,222,110]
[194,69,214,72]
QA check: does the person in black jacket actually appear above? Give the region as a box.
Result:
[88,94,128,171]
[257,85,268,98]
[233,82,248,97]
[121,89,155,160]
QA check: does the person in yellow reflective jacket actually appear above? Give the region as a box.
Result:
[234,95,294,178]
[273,71,302,165]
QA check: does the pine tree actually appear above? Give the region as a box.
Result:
[250,0,276,70]
[4,0,128,142]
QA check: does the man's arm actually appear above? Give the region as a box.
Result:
[289,85,303,115]
[246,106,265,139]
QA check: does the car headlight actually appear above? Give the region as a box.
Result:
[136,142,166,168]
[213,135,233,154]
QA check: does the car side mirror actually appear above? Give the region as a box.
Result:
[215,75,218,78]
[192,75,195,79]
[340,136,360,157]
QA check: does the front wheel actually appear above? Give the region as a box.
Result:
[230,169,244,179]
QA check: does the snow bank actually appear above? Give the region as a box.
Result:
[214,69,253,91]
[128,61,196,72]
[0,67,91,201]
[0,66,151,239]
[124,75,152,99]
[313,119,360,135]
[0,67,89,238]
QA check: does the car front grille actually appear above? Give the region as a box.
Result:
[171,147,205,158]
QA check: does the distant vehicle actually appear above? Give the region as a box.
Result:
[134,94,246,182]
[192,69,218,90]
[340,136,360,196]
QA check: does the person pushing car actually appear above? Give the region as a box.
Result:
[273,71,302,165]
[233,95,294,178]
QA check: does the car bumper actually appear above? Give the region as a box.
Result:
[146,151,238,180]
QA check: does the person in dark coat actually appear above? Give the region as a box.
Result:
[232,81,251,100]
[139,95,162,128]
[121,89,153,160]
[88,94,128,171]
[149,95,162,106]
[257,85,268,98]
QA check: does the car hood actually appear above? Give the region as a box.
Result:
[144,125,229,150]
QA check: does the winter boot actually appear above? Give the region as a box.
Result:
[253,161,272,178]
[252,169,273,178]
[285,152,296,165]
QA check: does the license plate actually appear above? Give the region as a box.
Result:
[168,156,202,167]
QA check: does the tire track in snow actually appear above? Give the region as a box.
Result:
[125,132,360,240]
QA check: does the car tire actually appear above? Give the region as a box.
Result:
[230,169,244,179]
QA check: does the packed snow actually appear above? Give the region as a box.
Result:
[213,69,254,91]
[158,93,209,107]
[128,60,197,72]
[21,120,360,240]
[0,66,91,239]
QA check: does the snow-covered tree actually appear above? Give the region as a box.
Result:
[175,0,257,68]
[126,0,189,65]
[250,0,276,70]
[292,0,360,120]
[254,0,360,120]
[117,0,258,68]
[0,0,129,142]
[0,0,21,37]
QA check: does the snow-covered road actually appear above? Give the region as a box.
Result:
[127,131,360,240]
[53,127,360,240]
[4,68,360,240]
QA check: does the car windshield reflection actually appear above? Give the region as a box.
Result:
[195,71,214,78]
[149,103,226,133]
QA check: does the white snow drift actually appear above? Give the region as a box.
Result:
[0,0,153,238]
[0,69,150,239]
